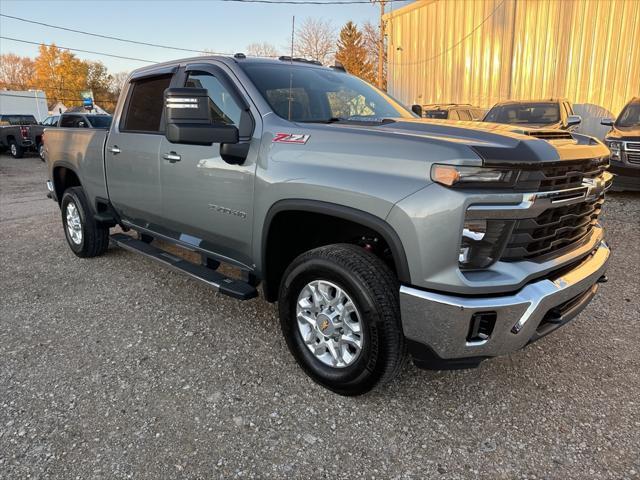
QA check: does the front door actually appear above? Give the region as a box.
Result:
[159,64,259,268]
[106,73,173,227]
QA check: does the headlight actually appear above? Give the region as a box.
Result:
[431,164,514,187]
[605,140,623,160]
[459,218,514,270]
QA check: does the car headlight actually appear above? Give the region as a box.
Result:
[605,140,623,160]
[431,164,514,187]
[459,218,514,270]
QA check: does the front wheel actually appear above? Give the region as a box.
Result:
[60,187,109,258]
[278,244,406,396]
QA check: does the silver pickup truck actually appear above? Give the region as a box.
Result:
[44,55,613,395]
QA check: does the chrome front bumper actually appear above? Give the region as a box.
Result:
[400,240,610,360]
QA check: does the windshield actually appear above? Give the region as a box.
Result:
[0,115,37,126]
[616,103,640,127]
[484,102,560,125]
[424,110,449,119]
[240,63,413,123]
[88,116,113,128]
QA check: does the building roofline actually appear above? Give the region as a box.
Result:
[382,0,437,21]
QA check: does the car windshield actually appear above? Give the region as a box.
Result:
[0,115,37,125]
[88,116,113,128]
[616,103,640,127]
[240,63,413,123]
[484,102,560,125]
[424,110,449,119]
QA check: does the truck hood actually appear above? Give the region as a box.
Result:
[605,125,640,141]
[295,118,609,167]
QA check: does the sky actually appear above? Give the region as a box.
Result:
[0,0,413,74]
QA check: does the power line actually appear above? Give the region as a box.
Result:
[0,36,157,63]
[388,0,506,66]
[0,92,113,103]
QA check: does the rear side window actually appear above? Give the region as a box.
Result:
[122,74,172,133]
[60,115,80,128]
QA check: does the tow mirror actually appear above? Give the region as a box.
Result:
[411,104,423,117]
[566,114,582,128]
[164,88,239,145]
[600,118,614,127]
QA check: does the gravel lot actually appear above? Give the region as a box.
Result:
[1,153,639,480]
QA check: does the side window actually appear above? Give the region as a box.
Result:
[457,109,472,121]
[185,71,241,126]
[59,115,76,128]
[448,110,459,120]
[122,74,173,133]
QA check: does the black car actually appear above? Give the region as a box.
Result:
[602,97,640,191]
[412,103,485,121]
[483,99,581,131]
[0,114,45,159]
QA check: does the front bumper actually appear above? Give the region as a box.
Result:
[400,239,610,364]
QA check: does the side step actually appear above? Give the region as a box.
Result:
[110,233,258,300]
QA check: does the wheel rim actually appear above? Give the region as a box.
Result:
[10,144,17,156]
[296,280,363,368]
[39,144,45,159]
[65,201,83,245]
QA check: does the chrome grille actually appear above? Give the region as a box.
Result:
[627,152,640,164]
[501,196,604,261]
[626,142,640,150]
[513,157,609,192]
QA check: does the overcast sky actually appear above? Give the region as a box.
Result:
[0,0,412,74]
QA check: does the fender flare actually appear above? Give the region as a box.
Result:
[261,199,411,284]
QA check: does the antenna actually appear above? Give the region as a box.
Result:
[288,15,295,121]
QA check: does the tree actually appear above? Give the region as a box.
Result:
[293,18,336,65]
[246,42,279,58]
[335,21,374,83]
[86,61,117,110]
[0,54,35,90]
[33,44,88,106]
[362,21,386,90]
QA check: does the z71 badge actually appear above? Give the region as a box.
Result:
[272,133,310,144]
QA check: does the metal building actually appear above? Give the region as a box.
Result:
[384,0,640,121]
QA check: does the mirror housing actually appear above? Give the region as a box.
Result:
[600,117,614,127]
[411,104,423,117]
[566,114,582,128]
[164,88,239,145]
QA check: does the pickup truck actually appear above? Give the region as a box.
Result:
[601,97,640,191]
[44,55,613,395]
[0,114,45,159]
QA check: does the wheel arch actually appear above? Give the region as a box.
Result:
[261,199,411,302]
[52,163,82,205]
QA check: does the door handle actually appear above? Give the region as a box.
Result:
[163,152,181,163]
[108,145,121,154]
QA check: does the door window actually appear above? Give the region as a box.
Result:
[122,74,173,133]
[448,110,459,120]
[60,115,79,128]
[185,71,241,126]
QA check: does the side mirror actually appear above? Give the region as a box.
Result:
[164,88,239,145]
[566,114,581,128]
[411,104,423,117]
[600,118,614,127]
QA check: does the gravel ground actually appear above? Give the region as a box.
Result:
[1,153,639,480]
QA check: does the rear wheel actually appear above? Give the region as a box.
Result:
[38,143,45,161]
[9,141,24,158]
[278,244,406,396]
[61,187,109,258]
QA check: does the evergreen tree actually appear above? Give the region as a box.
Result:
[335,21,375,84]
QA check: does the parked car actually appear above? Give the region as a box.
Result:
[57,113,113,129]
[44,55,612,395]
[413,103,485,121]
[41,115,60,127]
[483,99,582,131]
[0,114,45,158]
[601,97,640,191]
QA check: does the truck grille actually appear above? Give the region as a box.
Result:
[627,152,640,164]
[501,196,604,261]
[626,142,640,150]
[513,157,608,192]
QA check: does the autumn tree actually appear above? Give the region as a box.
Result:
[335,21,374,83]
[293,18,336,65]
[0,54,35,90]
[33,44,88,106]
[362,21,386,90]
[246,42,279,57]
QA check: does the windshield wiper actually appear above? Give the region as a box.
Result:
[297,117,344,124]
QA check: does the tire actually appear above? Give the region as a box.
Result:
[278,244,406,396]
[9,140,24,158]
[38,143,45,161]
[60,187,109,258]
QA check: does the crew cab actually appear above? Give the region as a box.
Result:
[601,97,640,191]
[412,103,485,121]
[44,55,612,395]
[0,114,45,158]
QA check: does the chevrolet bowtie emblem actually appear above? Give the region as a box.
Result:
[583,177,605,200]
[319,319,329,332]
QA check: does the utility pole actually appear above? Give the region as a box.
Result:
[377,0,386,90]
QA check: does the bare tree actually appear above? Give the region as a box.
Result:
[362,21,386,90]
[0,54,35,90]
[293,18,337,65]
[246,42,279,58]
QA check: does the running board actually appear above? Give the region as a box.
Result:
[110,233,258,300]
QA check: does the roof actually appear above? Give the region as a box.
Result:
[491,98,570,106]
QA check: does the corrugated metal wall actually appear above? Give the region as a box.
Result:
[385,0,640,117]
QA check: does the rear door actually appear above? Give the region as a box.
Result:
[105,69,175,226]
[157,62,259,267]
